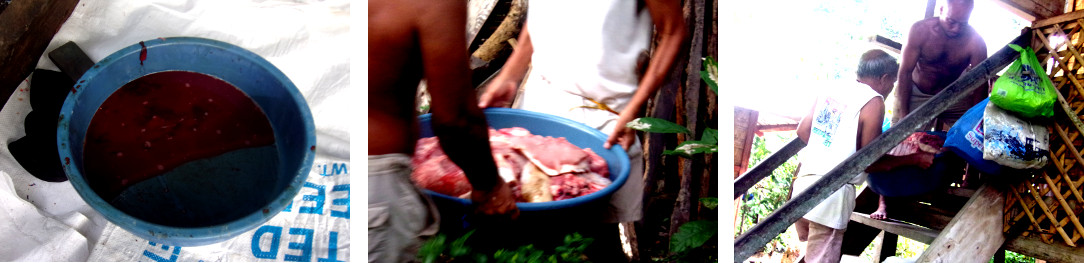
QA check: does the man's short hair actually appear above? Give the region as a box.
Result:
[941,0,974,9]
[856,49,899,79]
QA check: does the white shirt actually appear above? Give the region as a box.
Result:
[516,0,651,222]
[792,81,882,229]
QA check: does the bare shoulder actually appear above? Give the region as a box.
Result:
[863,95,886,111]
[906,18,938,42]
[967,26,987,46]
[910,18,938,34]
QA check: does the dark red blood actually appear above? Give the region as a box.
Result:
[310,145,316,151]
[84,71,274,199]
[65,157,70,165]
[139,41,147,66]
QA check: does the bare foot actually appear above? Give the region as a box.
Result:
[871,195,888,220]
[871,206,888,220]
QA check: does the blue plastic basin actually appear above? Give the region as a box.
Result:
[57,37,315,246]
[417,108,630,212]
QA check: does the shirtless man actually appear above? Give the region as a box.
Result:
[893,0,987,130]
[369,0,518,261]
[879,0,986,221]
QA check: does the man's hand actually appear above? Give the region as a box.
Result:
[470,181,520,219]
[605,111,638,150]
[478,78,519,108]
[913,151,935,170]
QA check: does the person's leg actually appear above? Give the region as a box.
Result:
[368,154,440,263]
[796,218,810,242]
[803,220,844,263]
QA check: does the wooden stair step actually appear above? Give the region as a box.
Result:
[851,212,940,244]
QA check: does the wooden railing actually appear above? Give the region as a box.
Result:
[733,32,1030,262]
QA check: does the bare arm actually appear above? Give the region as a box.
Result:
[861,97,935,172]
[478,24,533,108]
[418,0,517,217]
[857,97,885,150]
[796,102,815,144]
[605,0,688,149]
[893,22,925,123]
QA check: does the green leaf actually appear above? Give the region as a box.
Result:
[701,57,718,93]
[417,234,447,263]
[701,128,718,145]
[700,197,718,210]
[626,117,690,134]
[449,230,475,258]
[670,220,718,253]
[700,70,718,93]
[663,140,717,157]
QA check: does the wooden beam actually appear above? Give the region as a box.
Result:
[995,0,1043,22]
[917,184,1007,263]
[852,212,940,244]
[872,35,902,54]
[1005,231,1084,263]
[733,33,1030,262]
[1034,10,1084,29]
[926,0,937,19]
[755,123,797,133]
[999,0,1063,21]
[733,138,804,199]
[0,0,80,112]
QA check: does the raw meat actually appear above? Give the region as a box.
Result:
[411,155,473,197]
[549,173,609,201]
[411,127,612,202]
[886,132,945,156]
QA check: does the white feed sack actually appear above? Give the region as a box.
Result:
[982,102,1049,169]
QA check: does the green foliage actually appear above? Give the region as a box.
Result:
[991,251,1036,263]
[626,117,692,134]
[417,231,592,263]
[418,231,477,263]
[700,197,718,210]
[662,196,720,262]
[700,56,718,93]
[670,220,718,254]
[735,133,800,253]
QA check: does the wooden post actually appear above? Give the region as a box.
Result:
[878,232,898,263]
[667,0,707,244]
[0,0,80,111]
[916,184,1006,263]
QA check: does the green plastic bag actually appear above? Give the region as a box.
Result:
[990,44,1058,118]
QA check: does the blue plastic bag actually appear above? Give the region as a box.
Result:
[944,98,1012,175]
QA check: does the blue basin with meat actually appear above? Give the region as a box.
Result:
[416,108,631,212]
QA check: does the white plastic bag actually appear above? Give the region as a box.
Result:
[982,102,1049,169]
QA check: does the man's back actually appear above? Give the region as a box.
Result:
[368,0,467,155]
